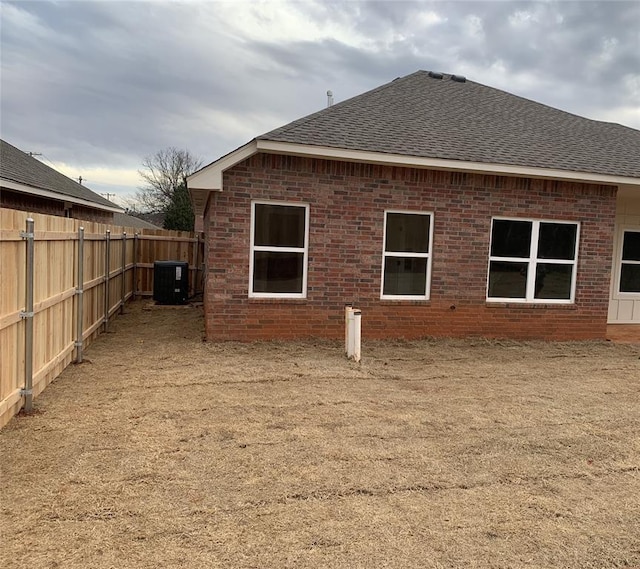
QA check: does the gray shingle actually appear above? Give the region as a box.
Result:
[112,212,160,229]
[258,71,640,179]
[0,139,119,209]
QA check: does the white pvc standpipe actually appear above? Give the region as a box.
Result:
[346,307,362,362]
[345,304,353,355]
[351,310,362,362]
[352,310,362,363]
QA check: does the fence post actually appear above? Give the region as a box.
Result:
[20,218,35,412]
[133,232,139,299]
[120,231,126,314]
[75,226,85,363]
[193,233,200,297]
[104,229,110,332]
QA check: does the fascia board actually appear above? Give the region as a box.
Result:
[256,140,640,187]
[1,178,124,213]
[187,141,258,190]
[185,138,640,218]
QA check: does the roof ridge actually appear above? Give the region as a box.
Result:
[258,71,426,140]
[459,77,638,131]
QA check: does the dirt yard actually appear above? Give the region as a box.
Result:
[1,301,639,569]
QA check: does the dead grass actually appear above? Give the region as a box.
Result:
[1,301,639,568]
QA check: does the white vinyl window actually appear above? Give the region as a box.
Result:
[381,210,434,300]
[618,230,640,294]
[487,218,579,303]
[249,201,309,298]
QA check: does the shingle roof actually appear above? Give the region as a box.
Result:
[112,212,161,229]
[258,71,640,179]
[0,139,120,209]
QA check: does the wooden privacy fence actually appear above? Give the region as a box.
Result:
[0,208,204,429]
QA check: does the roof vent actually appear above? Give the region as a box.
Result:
[451,75,466,83]
[327,90,334,107]
[428,71,443,79]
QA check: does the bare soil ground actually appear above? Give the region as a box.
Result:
[1,301,639,569]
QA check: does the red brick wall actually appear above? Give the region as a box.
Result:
[203,154,617,341]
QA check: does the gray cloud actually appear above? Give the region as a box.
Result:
[1,0,638,199]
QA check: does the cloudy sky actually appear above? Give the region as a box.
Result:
[1,0,638,206]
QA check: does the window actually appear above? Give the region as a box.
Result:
[619,230,640,294]
[381,211,433,299]
[249,202,309,298]
[487,218,579,303]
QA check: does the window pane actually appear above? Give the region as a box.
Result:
[622,231,640,262]
[383,257,427,295]
[385,213,430,253]
[534,263,573,300]
[253,251,303,293]
[538,223,577,260]
[254,204,305,248]
[620,264,640,293]
[490,220,532,258]
[488,261,527,298]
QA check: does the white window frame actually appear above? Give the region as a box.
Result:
[486,217,580,304]
[249,200,309,299]
[616,227,640,297]
[380,210,434,300]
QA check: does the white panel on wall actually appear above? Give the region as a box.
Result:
[617,300,635,321]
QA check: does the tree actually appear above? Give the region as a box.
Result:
[137,147,203,230]
[163,182,195,231]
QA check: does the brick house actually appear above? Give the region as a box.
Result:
[188,71,640,341]
[1,139,122,223]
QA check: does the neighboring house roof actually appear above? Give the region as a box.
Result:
[112,212,161,229]
[132,211,165,228]
[0,139,122,213]
[188,70,640,215]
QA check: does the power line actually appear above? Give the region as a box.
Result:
[23,150,117,201]
[36,153,60,169]
[25,150,83,183]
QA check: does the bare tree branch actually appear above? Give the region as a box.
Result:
[136,147,203,211]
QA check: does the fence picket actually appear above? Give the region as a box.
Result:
[0,208,203,428]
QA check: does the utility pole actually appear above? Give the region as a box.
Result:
[101,192,116,201]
